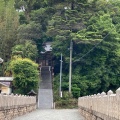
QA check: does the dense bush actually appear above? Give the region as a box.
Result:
[10,58,39,94]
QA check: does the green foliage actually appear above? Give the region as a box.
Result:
[10,58,39,94]
[0,0,19,62]
[51,0,120,98]
[0,0,19,76]
[2,0,120,99]
[12,41,38,60]
[72,84,80,98]
[55,98,78,109]
[19,12,28,24]
[14,0,37,20]
[17,7,55,54]
[53,80,78,108]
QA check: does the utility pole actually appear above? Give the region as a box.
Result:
[69,40,73,93]
[59,53,63,97]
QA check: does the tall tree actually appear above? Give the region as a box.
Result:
[12,41,38,61]
[0,0,19,62]
[14,0,36,21]
[46,0,120,96]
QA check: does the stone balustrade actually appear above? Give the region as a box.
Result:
[78,87,120,120]
[0,94,36,120]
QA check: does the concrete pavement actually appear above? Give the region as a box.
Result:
[13,109,84,120]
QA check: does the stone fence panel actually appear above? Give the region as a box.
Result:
[78,87,120,120]
[0,94,36,120]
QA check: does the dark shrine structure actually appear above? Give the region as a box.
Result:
[39,42,53,67]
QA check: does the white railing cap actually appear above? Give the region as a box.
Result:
[97,93,100,96]
[116,87,120,95]
[101,92,106,96]
[107,90,113,95]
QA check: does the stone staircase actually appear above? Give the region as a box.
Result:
[38,66,53,109]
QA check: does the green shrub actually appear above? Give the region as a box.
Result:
[10,58,39,94]
[72,87,80,98]
[55,99,78,109]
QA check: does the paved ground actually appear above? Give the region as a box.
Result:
[13,109,84,120]
[13,68,85,120]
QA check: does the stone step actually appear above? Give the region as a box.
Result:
[40,82,52,89]
[38,89,53,109]
[38,66,53,109]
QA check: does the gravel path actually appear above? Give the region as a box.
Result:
[13,109,84,120]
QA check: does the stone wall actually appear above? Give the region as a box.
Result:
[78,87,120,120]
[0,94,37,120]
[0,104,36,120]
[79,106,118,120]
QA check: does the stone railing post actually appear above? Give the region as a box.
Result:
[107,90,113,118]
[0,94,3,108]
[100,92,106,115]
[116,87,120,119]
